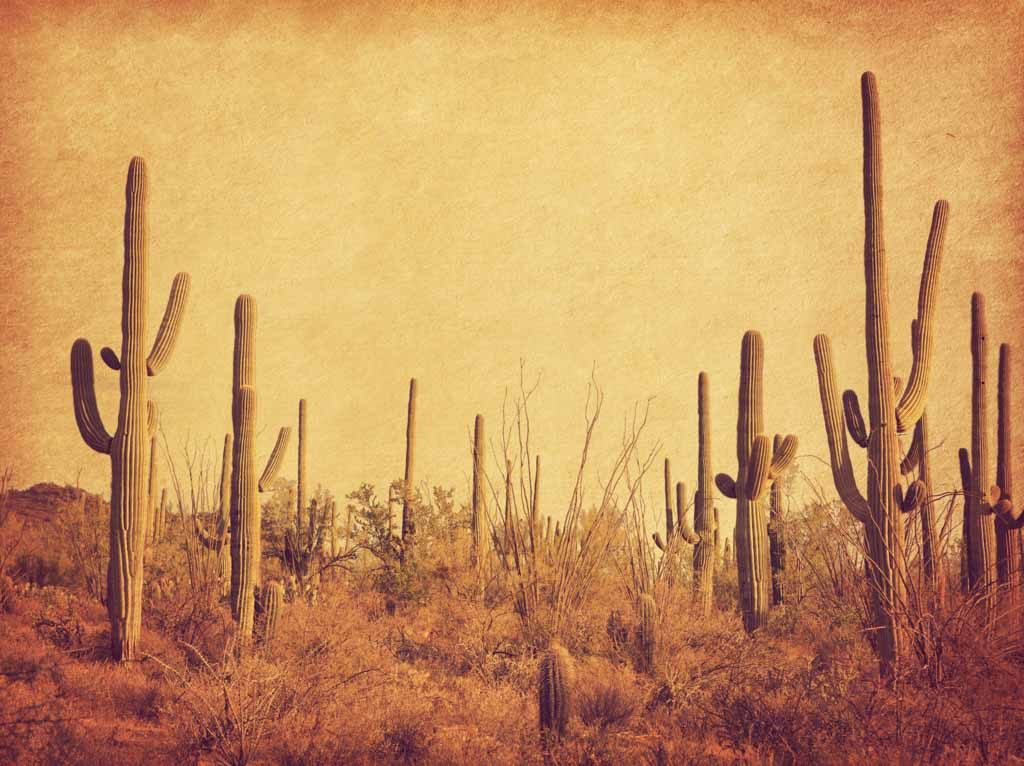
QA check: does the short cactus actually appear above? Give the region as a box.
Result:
[636,593,657,673]
[69,157,191,661]
[539,642,573,747]
[717,331,797,633]
[256,581,284,646]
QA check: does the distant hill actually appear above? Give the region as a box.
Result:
[2,483,107,522]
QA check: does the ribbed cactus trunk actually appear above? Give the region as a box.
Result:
[146,435,158,546]
[913,414,939,594]
[402,379,417,551]
[218,433,233,597]
[734,333,770,632]
[257,581,284,647]
[812,73,946,677]
[471,415,485,574]
[768,434,787,606]
[965,294,997,615]
[69,158,190,662]
[663,459,675,540]
[637,593,657,674]
[693,372,715,615]
[539,642,572,749]
[296,399,307,534]
[995,344,1019,605]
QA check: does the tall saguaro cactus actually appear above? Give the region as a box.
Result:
[402,379,417,549]
[693,372,716,615]
[813,73,947,676]
[716,332,797,633]
[471,415,486,573]
[70,157,190,662]
[229,295,291,642]
[296,399,307,534]
[993,344,1020,604]
[663,459,675,540]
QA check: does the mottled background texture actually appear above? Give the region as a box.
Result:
[1,1,1022,535]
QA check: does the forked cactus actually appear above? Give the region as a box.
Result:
[693,372,716,615]
[813,72,947,675]
[636,593,657,674]
[69,157,190,661]
[539,642,573,748]
[229,295,291,642]
[716,331,798,633]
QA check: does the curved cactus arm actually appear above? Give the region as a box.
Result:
[70,339,113,454]
[959,448,972,495]
[746,435,772,502]
[900,420,923,475]
[675,482,701,544]
[258,427,291,492]
[898,480,926,513]
[715,473,737,499]
[813,335,868,523]
[147,272,191,376]
[652,531,666,552]
[769,434,798,478]
[147,400,159,439]
[895,200,949,432]
[842,390,869,449]
[100,346,121,371]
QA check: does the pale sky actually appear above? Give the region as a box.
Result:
[2,1,1022,536]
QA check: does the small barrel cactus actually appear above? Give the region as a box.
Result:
[539,641,573,747]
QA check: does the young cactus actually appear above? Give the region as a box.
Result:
[229,295,291,643]
[539,642,573,748]
[256,581,284,646]
[693,372,716,615]
[716,331,798,633]
[813,73,947,676]
[636,593,657,674]
[69,157,191,661]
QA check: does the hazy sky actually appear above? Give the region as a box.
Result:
[2,1,1022,535]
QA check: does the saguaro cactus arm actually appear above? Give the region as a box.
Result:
[900,421,923,475]
[100,346,121,371]
[813,335,869,524]
[715,473,737,499]
[258,427,291,492]
[146,272,191,376]
[147,401,159,439]
[842,390,869,448]
[745,435,772,502]
[894,201,949,432]
[675,482,700,544]
[71,339,113,454]
[770,434,798,478]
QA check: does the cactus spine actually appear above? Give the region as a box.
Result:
[69,157,191,661]
[402,379,417,551]
[539,642,572,747]
[471,415,485,573]
[229,295,291,642]
[813,73,947,675]
[637,593,657,673]
[693,372,716,615]
[716,331,797,633]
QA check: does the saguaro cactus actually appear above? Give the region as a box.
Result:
[768,434,789,606]
[539,642,573,747]
[256,581,284,646]
[69,157,190,662]
[902,412,940,593]
[716,331,797,633]
[296,399,307,533]
[993,344,1020,604]
[229,295,291,642]
[663,459,675,539]
[636,593,657,674]
[402,379,417,550]
[197,433,233,597]
[813,73,947,676]
[693,372,716,615]
[471,415,485,573]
